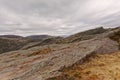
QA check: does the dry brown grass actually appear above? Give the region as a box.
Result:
[28,47,52,57]
[47,51,120,80]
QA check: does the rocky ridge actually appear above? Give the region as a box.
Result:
[0,27,120,80]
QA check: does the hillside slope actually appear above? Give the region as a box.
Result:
[64,27,108,43]
[0,37,29,54]
[0,35,56,54]
[0,38,119,80]
[0,27,119,54]
[0,27,120,80]
[20,27,111,50]
[48,51,120,80]
[21,37,64,50]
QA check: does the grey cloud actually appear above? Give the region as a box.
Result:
[0,0,120,36]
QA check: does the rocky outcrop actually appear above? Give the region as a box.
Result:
[0,27,120,80]
[64,27,108,43]
[0,38,119,80]
[21,37,64,50]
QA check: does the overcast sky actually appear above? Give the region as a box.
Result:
[0,0,120,36]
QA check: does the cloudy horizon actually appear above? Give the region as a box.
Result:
[0,0,120,36]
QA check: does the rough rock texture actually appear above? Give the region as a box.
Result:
[48,51,120,80]
[0,38,119,80]
[21,41,42,50]
[64,27,108,43]
[21,37,64,50]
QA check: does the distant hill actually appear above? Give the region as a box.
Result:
[26,35,54,41]
[0,27,120,54]
[0,35,23,38]
[0,37,29,54]
[0,35,54,53]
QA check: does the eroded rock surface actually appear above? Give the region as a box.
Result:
[0,38,119,80]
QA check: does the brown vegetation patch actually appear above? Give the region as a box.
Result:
[22,56,42,65]
[28,47,53,57]
[9,53,21,58]
[47,51,120,80]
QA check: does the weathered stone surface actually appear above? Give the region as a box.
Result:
[0,38,119,80]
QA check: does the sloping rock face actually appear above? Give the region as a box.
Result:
[49,51,120,80]
[21,37,64,50]
[64,27,108,43]
[0,38,119,80]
